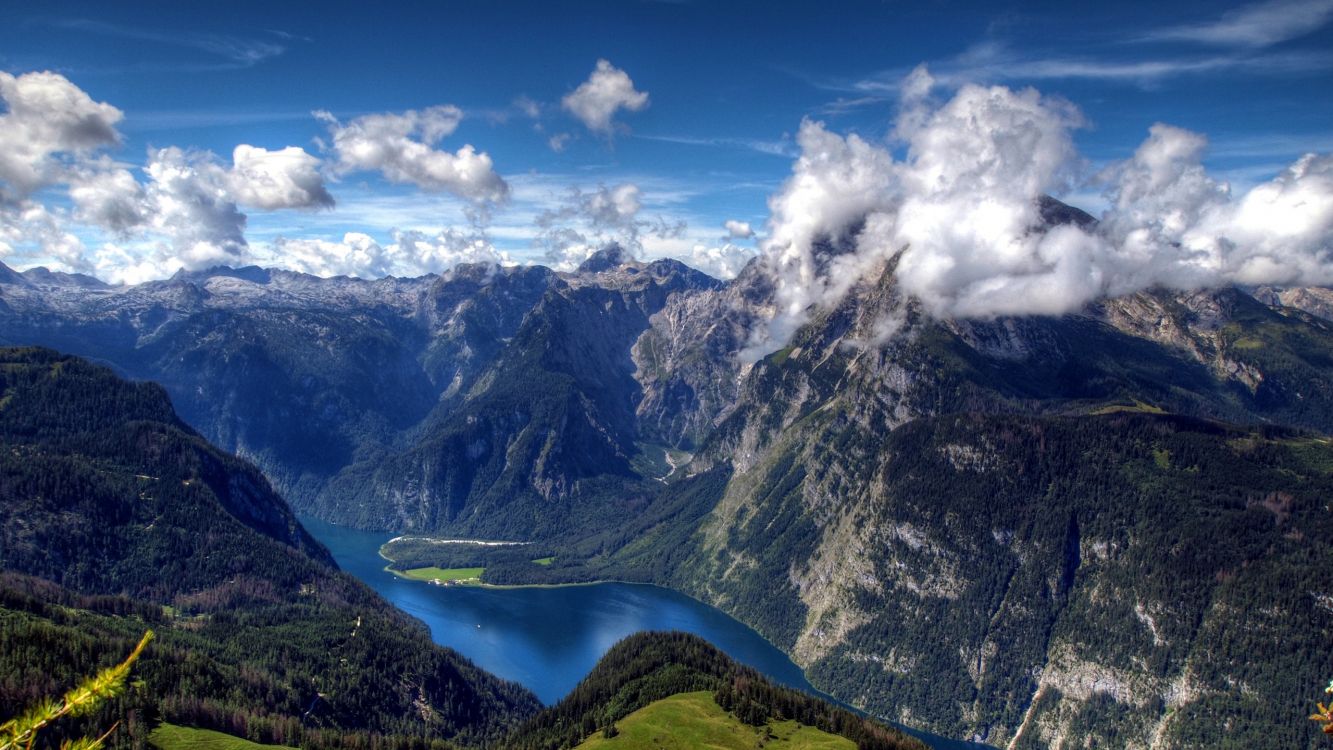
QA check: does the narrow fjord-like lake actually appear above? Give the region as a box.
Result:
[301,517,986,750]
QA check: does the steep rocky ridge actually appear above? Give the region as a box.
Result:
[316,250,720,537]
[0,249,716,537]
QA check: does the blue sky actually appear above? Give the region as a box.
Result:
[2,0,1332,282]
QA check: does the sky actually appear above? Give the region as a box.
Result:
[1,0,1332,297]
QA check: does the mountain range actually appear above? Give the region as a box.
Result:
[3,199,1332,748]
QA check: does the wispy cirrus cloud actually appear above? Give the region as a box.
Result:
[812,39,1333,113]
[1138,0,1333,48]
[54,19,291,68]
[121,109,317,132]
[634,133,796,158]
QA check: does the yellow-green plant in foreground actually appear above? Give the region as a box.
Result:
[0,631,153,750]
[1312,679,1333,736]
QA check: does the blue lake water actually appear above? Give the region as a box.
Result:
[300,516,989,750]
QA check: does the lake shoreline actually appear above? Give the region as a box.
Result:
[310,516,991,750]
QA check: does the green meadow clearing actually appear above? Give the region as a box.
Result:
[573,691,855,750]
[149,723,296,750]
[397,565,485,584]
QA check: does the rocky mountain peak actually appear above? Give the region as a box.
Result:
[1037,194,1097,230]
[0,261,29,287]
[169,264,274,286]
[577,243,632,273]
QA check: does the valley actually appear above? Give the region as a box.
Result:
[3,213,1333,747]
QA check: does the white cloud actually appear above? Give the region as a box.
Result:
[319,106,508,203]
[1189,151,1333,286]
[271,228,509,279]
[394,228,511,274]
[533,182,685,270]
[1142,0,1333,48]
[228,144,333,210]
[561,60,650,135]
[0,201,89,272]
[0,71,122,198]
[689,242,756,280]
[90,243,184,286]
[749,119,896,352]
[143,146,248,269]
[1097,123,1232,292]
[723,219,754,240]
[890,80,1087,319]
[634,133,795,158]
[827,41,1333,112]
[746,67,1333,355]
[548,132,573,152]
[56,19,289,68]
[513,95,542,119]
[0,70,344,280]
[68,162,146,235]
[585,183,642,227]
[272,232,392,278]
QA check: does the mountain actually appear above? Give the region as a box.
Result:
[574,257,1333,747]
[314,249,720,538]
[0,347,538,748]
[378,252,1333,746]
[0,248,718,539]
[5,198,1333,747]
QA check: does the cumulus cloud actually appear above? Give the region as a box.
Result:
[534,182,685,270]
[68,162,147,235]
[689,242,757,280]
[273,232,391,278]
[89,243,184,286]
[746,67,1333,356]
[751,119,897,350]
[143,147,249,269]
[723,219,754,240]
[0,71,122,198]
[0,201,89,272]
[228,144,334,209]
[319,106,508,203]
[272,228,509,279]
[393,228,510,274]
[0,70,344,280]
[562,60,649,135]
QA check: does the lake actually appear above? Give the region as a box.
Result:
[301,516,989,750]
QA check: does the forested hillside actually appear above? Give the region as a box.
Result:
[0,347,538,749]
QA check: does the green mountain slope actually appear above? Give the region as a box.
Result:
[505,632,923,750]
[0,347,538,748]
[573,691,853,750]
[668,411,1333,747]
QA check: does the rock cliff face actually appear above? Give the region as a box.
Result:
[635,264,1333,746]
[631,257,773,449]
